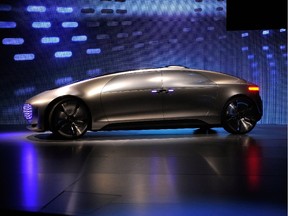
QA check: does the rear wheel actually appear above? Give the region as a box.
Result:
[222,97,258,134]
[49,98,90,139]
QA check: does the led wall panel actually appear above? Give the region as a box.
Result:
[0,0,287,125]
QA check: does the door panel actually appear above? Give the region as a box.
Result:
[101,71,163,122]
[162,70,218,119]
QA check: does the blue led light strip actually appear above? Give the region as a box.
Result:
[41,37,60,44]
[14,53,35,61]
[62,22,78,28]
[0,21,16,28]
[2,38,24,45]
[27,5,46,12]
[32,22,51,28]
[56,7,73,13]
[86,48,101,54]
[72,35,87,42]
[54,51,72,58]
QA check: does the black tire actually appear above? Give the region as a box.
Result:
[222,96,258,134]
[49,98,90,139]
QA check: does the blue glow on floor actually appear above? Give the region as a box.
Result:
[95,201,286,216]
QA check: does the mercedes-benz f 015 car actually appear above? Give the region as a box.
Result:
[23,66,263,139]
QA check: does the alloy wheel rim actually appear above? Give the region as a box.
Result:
[54,100,88,137]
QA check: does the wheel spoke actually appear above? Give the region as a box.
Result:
[71,123,82,136]
[227,103,237,116]
[60,104,69,116]
[239,118,254,133]
[72,102,80,116]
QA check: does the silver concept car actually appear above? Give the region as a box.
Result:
[23,66,263,139]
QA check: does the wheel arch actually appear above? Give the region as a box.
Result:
[44,95,92,131]
[221,93,260,115]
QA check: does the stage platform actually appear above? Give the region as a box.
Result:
[0,125,286,216]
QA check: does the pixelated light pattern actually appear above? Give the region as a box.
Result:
[32,22,51,28]
[72,35,87,42]
[62,22,78,28]
[54,51,72,58]
[0,0,287,125]
[2,38,24,45]
[86,48,101,55]
[27,6,46,13]
[14,54,35,61]
[56,7,73,13]
[0,21,16,28]
[41,37,60,44]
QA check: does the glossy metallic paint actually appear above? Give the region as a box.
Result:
[24,66,263,133]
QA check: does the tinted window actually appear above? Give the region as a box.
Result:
[162,70,213,87]
[102,71,162,93]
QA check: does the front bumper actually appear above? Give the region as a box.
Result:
[23,103,46,132]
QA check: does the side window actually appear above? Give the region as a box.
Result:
[162,70,213,87]
[102,71,162,93]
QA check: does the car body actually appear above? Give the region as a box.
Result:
[23,66,263,139]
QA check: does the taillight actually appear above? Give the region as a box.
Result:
[248,86,260,92]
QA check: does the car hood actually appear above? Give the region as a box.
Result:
[25,74,116,106]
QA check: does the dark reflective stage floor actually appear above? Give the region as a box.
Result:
[0,125,286,216]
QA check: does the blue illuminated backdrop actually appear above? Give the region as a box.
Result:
[0,0,287,125]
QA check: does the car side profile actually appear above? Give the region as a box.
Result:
[23,66,263,139]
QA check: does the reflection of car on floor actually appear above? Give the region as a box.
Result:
[23,66,263,139]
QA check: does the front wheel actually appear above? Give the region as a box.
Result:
[222,97,258,134]
[49,98,90,139]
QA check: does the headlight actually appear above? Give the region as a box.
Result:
[23,103,33,121]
